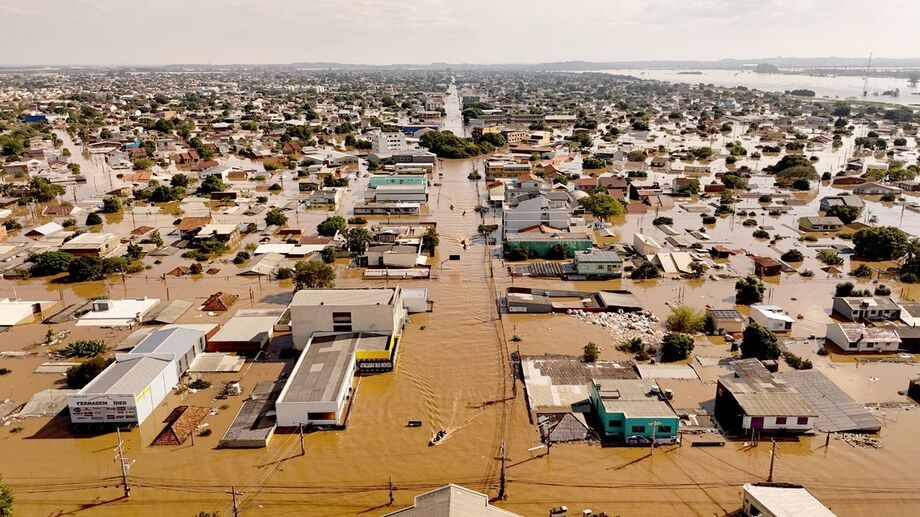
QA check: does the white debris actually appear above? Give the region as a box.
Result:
[568,309,664,344]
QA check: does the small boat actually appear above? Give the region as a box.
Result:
[429,430,447,446]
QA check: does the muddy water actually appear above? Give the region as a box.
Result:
[3,129,920,515]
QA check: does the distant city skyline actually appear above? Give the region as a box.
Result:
[2,0,918,66]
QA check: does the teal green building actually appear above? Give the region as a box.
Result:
[589,379,680,442]
[369,175,428,188]
[504,232,593,258]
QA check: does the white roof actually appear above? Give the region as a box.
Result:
[291,288,397,307]
[0,299,54,326]
[751,305,795,323]
[79,356,173,396]
[76,298,160,327]
[28,222,64,236]
[743,484,836,517]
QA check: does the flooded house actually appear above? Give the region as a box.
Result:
[60,232,121,257]
[707,308,747,335]
[714,363,817,436]
[799,216,844,232]
[748,305,794,333]
[832,296,901,322]
[741,483,837,517]
[571,249,623,278]
[589,379,680,443]
[825,322,901,353]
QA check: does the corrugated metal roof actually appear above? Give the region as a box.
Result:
[81,356,172,395]
[131,327,203,356]
[743,484,836,517]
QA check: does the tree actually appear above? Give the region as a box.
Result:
[422,227,439,255]
[781,249,804,262]
[740,322,780,360]
[66,356,114,388]
[0,474,12,517]
[578,192,625,221]
[317,215,346,237]
[265,207,287,227]
[320,246,336,263]
[689,261,709,278]
[659,333,695,362]
[735,275,764,305]
[721,174,747,189]
[30,251,74,276]
[835,281,871,297]
[101,196,123,213]
[125,243,143,261]
[583,342,599,363]
[85,212,103,226]
[666,306,707,333]
[170,173,191,188]
[817,249,843,266]
[630,261,660,279]
[59,340,108,358]
[345,227,372,256]
[582,157,607,169]
[197,175,225,195]
[825,205,860,224]
[293,261,336,290]
[853,227,909,260]
[68,256,106,282]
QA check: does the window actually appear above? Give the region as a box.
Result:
[631,425,645,433]
[332,312,352,332]
[608,420,622,428]
[658,425,672,433]
[775,417,787,425]
[797,417,809,425]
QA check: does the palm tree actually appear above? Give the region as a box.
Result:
[346,227,372,257]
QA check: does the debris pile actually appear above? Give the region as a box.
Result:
[838,433,881,449]
[567,309,664,343]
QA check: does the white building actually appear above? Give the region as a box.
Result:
[76,298,160,327]
[633,233,663,256]
[825,322,901,353]
[0,299,57,327]
[742,483,836,517]
[275,333,358,427]
[501,196,572,236]
[749,305,794,333]
[67,327,206,425]
[372,131,409,155]
[290,287,407,350]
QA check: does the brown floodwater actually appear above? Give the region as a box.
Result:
[3,113,920,515]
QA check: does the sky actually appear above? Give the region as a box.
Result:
[1,0,919,66]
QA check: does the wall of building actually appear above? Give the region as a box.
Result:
[291,302,406,350]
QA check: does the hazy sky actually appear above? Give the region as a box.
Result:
[2,0,918,65]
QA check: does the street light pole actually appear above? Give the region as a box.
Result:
[649,421,662,455]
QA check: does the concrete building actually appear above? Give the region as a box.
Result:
[76,298,160,327]
[742,483,836,517]
[715,373,817,435]
[61,233,121,257]
[383,484,522,517]
[825,322,901,353]
[589,379,680,443]
[501,196,572,236]
[67,328,206,425]
[799,216,844,232]
[832,296,901,322]
[372,131,409,155]
[208,309,282,353]
[572,249,623,278]
[749,305,794,333]
[0,299,57,327]
[707,308,747,334]
[632,233,663,256]
[275,333,358,427]
[367,184,429,203]
[290,287,407,350]
[505,232,593,258]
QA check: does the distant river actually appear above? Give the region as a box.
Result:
[592,68,920,106]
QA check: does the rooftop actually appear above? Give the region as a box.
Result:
[279,333,358,404]
[719,377,817,418]
[291,288,397,307]
[594,378,678,419]
[743,484,836,517]
[80,356,173,395]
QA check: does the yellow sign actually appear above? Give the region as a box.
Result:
[135,385,151,402]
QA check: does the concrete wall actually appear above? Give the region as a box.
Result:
[276,355,355,427]
[291,300,406,350]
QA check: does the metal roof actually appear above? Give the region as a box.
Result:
[280,334,358,403]
[743,484,836,517]
[131,327,203,356]
[384,484,522,517]
[594,379,678,419]
[80,356,173,395]
[719,377,817,417]
[775,370,881,433]
[291,288,396,307]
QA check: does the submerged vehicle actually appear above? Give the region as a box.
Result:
[429,430,447,446]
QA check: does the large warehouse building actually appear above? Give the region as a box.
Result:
[67,328,206,425]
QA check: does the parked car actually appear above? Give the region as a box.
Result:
[626,434,679,446]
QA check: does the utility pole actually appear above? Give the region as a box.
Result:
[498,440,507,500]
[767,438,777,482]
[299,422,305,455]
[649,421,662,455]
[228,486,242,517]
[388,476,394,505]
[114,427,133,498]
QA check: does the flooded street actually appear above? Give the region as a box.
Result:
[2,147,920,516]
